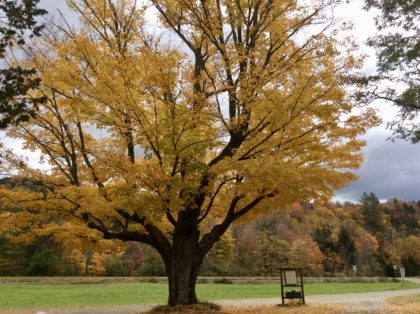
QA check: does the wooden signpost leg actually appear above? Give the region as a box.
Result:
[300,269,305,304]
[280,270,285,306]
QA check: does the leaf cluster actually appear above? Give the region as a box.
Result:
[362,0,419,142]
[0,0,47,129]
[0,0,46,56]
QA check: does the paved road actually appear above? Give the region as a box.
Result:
[2,288,418,314]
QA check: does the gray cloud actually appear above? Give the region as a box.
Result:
[335,127,420,202]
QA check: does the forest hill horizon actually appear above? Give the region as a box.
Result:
[1,176,418,279]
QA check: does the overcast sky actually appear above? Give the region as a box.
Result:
[331,1,420,203]
[3,0,419,203]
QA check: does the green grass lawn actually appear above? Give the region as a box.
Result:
[0,281,418,310]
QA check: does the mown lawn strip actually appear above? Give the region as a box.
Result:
[0,281,419,309]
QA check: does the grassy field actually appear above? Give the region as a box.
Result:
[0,281,419,310]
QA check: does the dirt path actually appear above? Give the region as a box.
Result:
[405,277,420,284]
[219,288,420,308]
[2,287,418,314]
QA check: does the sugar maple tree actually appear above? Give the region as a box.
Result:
[0,0,378,305]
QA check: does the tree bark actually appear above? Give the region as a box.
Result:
[166,225,202,306]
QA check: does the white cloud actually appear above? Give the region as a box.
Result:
[0,132,46,170]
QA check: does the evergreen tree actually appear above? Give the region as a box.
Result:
[337,225,356,273]
[359,192,386,234]
[26,248,60,276]
[0,236,27,275]
[313,226,335,253]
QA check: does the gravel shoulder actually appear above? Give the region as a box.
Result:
[218,288,420,308]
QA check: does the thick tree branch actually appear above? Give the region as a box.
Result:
[198,192,274,258]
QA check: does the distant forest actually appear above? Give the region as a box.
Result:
[0,178,418,277]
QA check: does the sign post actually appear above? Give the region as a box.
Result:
[400,267,405,287]
[279,267,305,306]
[352,265,357,276]
[393,264,398,278]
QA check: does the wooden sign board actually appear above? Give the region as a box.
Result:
[285,270,297,285]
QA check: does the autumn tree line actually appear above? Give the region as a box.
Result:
[1,177,418,278]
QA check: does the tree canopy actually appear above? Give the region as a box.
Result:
[0,0,47,128]
[0,0,378,306]
[363,0,419,142]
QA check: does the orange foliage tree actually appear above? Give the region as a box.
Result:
[0,0,378,305]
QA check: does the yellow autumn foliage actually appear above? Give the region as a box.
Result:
[0,0,379,304]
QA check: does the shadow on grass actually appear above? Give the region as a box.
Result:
[149,302,222,314]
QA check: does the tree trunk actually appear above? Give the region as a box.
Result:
[166,224,202,306]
